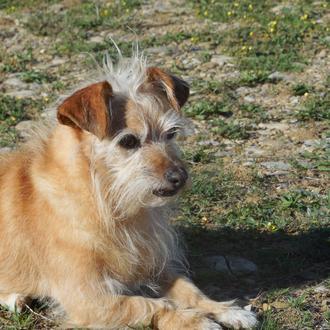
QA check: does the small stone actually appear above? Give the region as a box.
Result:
[261,161,292,171]
[3,77,27,89]
[215,150,231,157]
[268,71,291,82]
[0,147,11,154]
[314,285,328,293]
[51,57,66,66]
[146,46,168,55]
[226,256,258,275]
[211,55,233,67]
[243,95,255,103]
[245,146,265,156]
[258,122,290,131]
[89,35,103,43]
[204,256,230,274]
[262,303,271,311]
[271,301,289,309]
[6,90,36,98]
[198,140,220,146]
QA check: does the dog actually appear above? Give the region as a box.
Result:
[0,53,257,329]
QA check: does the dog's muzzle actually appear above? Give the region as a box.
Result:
[153,166,188,197]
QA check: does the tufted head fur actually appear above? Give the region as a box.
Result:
[57,53,190,220]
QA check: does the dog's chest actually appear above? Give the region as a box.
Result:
[98,216,175,287]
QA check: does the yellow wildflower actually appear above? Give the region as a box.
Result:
[204,10,208,16]
[300,14,308,20]
[249,31,254,37]
[227,11,232,16]
[248,4,253,10]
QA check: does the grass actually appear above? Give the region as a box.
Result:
[0,0,330,329]
[0,95,45,147]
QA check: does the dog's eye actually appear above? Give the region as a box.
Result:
[165,128,178,140]
[119,134,141,149]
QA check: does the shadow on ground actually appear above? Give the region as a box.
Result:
[178,225,330,301]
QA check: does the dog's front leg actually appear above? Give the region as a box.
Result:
[56,290,221,329]
[163,275,257,329]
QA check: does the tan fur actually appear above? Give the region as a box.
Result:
[0,58,256,329]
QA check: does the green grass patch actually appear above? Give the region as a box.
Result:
[192,0,328,75]
[297,93,330,121]
[0,95,44,147]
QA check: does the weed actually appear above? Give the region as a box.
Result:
[291,83,313,96]
[184,100,233,119]
[0,95,44,147]
[297,93,330,121]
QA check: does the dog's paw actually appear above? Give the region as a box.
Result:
[154,308,222,330]
[212,303,257,329]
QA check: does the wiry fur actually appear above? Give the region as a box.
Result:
[0,52,257,329]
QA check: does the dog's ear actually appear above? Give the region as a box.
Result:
[57,81,112,140]
[146,67,190,111]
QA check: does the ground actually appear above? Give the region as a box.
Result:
[0,0,329,329]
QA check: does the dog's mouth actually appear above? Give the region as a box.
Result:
[152,187,180,197]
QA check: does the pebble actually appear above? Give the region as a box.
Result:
[205,255,258,276]
[245,146,265,156]
[243,95,255,103]
[261,161,292,171]
[205,256,230,274]
[268,71,291,82]
[0,147,12,154]
[210,55,233,67]
[6,90,36,98]
[2,77,28,89]
[227,256,258,275]
[198,140,220,146]
[88,35,103,43]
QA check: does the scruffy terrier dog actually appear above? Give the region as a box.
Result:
[0,54,257,329]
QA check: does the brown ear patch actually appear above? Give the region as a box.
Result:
[146,67,190,111]
[57,81,112,140]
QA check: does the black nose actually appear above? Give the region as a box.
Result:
[164,166,188,189]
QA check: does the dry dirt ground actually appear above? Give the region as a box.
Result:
[0,0,329,329]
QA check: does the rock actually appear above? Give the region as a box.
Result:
[271,301,289,309]
[215,150,231,157]
[205,256,258,276]
[146,46,168,55]
[198,140,220,146]
[245,146,265,156]
[181,57,201,70]
[243,95,255,103]
[15,120,35,139]
[268,71,291,82]
[5,90,36,98]
[226,256,258,275]
[235,87,251,96]
[314,285,328,293]
[51,57,66,66]
[258,122,290,131]
[204,256,230,274]
[2,77,28,89]
[0,147,12,154]
[211,55,233,67]
[89,35,103,43]
[261,161,292,171]
[262,303,271,311]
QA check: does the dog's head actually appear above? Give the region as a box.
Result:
[57,58,190,214]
